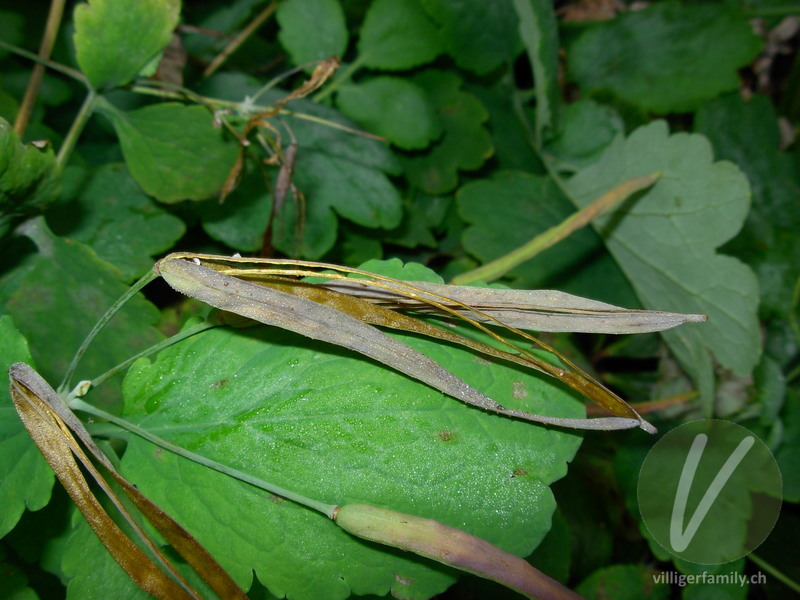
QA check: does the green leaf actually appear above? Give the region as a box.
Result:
[0,218,163,408]
[566,121,760,408]
[567,2,762,114]
[196,167,272,253]
[469,84,543,173]
[61,506,150,600]
[457,171,601,288]
[576,564,669,600]
[74,0,181,89]
[695,93,800,320]
[97,100,240,203]
[358,0,443,70]
[264,94,402,259]
[117,261,583,599]
[544,100,624,170]
[0,315,54,538]
[277,0,348,65]
[48,164,185,280]
[274,150,403,258]
[421,0,520,75]
[511,0,559,142]
[402,70,493,195]
[337,76,442,150]
[0,117,61,239]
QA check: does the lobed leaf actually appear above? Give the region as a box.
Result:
[566,121,760,408]
[74,0,180,90]
[358,0,443,70]
[119,304,584,598]
[402,70,493,195]
[277,0,348,66]
[422,0,521,75]
[97,101,240,203]
[567,2,762,114]
[337,76,442,150]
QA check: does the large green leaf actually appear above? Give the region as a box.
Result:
[567,2,762,114]
[97,101,240,203]
[0,117,61,239]
[47,164,185,280]
[566,121,760,409]
[0,218,163,408]
[337,76,442,150]
[421,0,520,75]
[402,70,493,195]
[277,0,348,65]
[0,315,54,538]
[358,0,443,70]
[115,260,583,599]
[74,0,180,90]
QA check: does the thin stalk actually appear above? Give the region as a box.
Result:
[451,173,660,284]
[128,84,384,141]
[58,268,159,394]
[70,399,337,518]
[56,90,98,169]
[83,320,221,392]
[203,1,278,78]
[748,553,800,594]
[14,0,67,136]
[0,40,87,84]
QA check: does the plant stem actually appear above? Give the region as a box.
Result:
[451,173,660,284]
[58,267,159,394]
[14,0,67,136]
[748,552,800,594]
[81,320,221,393]
[70,398,337,518]
[203,1,278,78]
[0,40,86,83]
[56,90,98,169]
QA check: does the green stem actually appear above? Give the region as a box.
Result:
[313,54,368,102]
[56,90,98,169]
[452,173,660,284]
[0,40,87,84]
[70,399,337,518]
[748,552,800,594]
[81,320,221,393]
[58,267,158,394]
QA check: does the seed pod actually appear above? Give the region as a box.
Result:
[334,504,582,600]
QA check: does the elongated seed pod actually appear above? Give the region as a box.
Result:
[334,504,583,600]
